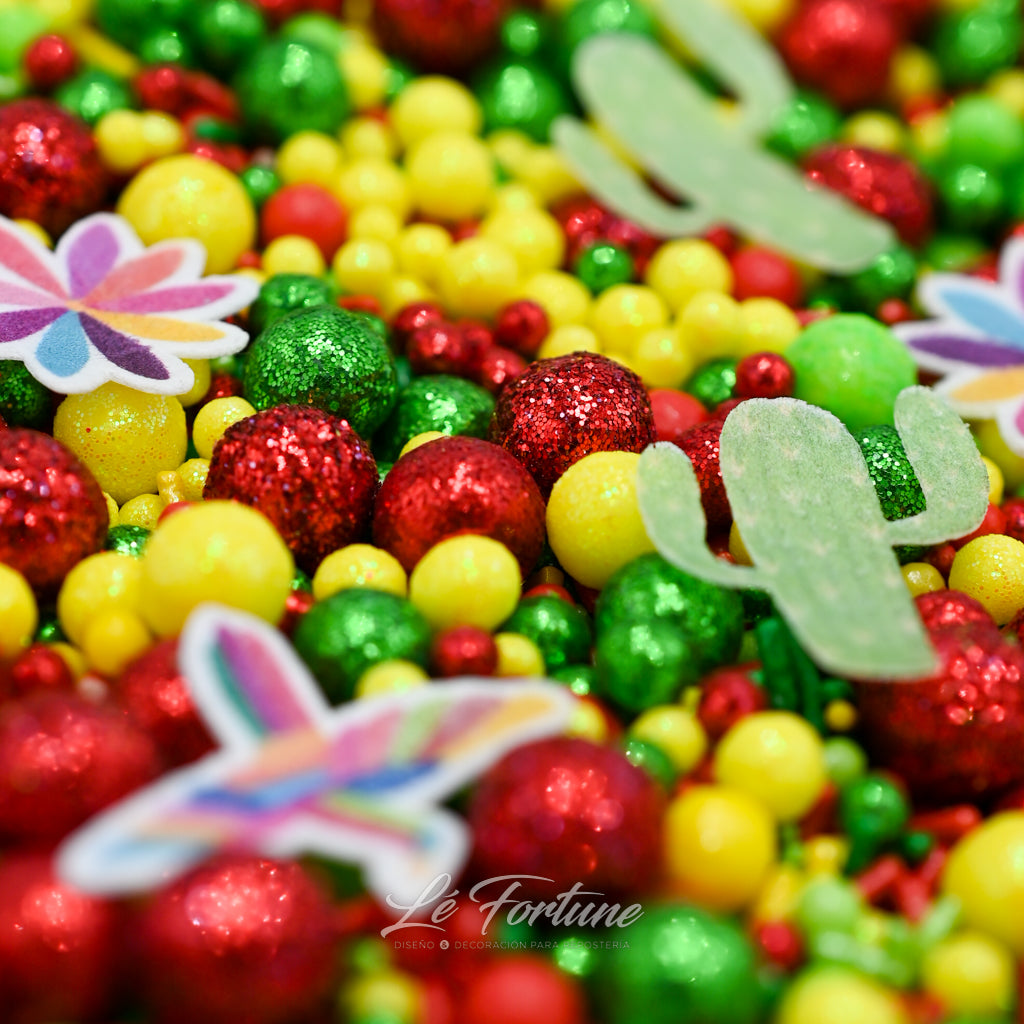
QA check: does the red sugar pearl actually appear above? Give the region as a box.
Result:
[8,644,74,696]
[260,183,348,260]
[697,664,767,741]
[461,956,586,1024]
[730,245,804,307]
[493,300,549,359]
[391,301,445,354]
[431,625,499,677]
[24,34,78,92]
[733,352,796,399]
[648,388,709,444]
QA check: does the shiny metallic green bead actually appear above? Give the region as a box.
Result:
[474,58,572,143]
[105,524,150,558]
[575,241,635,293]
[501,594,593,672]
[766,89,841,161]
[195,0,268,76]
[684,357,737,410]
[54,69,133,126]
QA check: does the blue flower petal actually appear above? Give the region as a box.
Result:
[35,311,90,377]
[935,285,1024,350]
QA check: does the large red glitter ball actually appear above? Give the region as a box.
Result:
[0,429,108,595]
[468,737,665,900]
[803,144,934,247]
[675,418,731,531]
[0,851,120,1024]
[136,855,340,1024]
[204,405,378,574]
[0,99,108,236]
[855,620,1024,801]
[777,0,899,109]
[461,956,586,1024]
[373,435,545,574]
[115,638,214,769]
[915,589,995,632]
[371,0,508,73]
[491,353,656,496]
[0,692,160,842]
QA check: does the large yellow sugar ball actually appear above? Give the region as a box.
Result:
[775,966,909,1024]
[948,534,1024,625]
[57,551,144,646]
[920,931,1016,1017]
[0,564,37,659]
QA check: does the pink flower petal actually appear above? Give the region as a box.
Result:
[82,246,186,305]
[0,281,66,308]
[0,222,65,297]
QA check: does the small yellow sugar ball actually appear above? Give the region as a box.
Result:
[567,696,611,743]
[537,323,601,359]
[901,561,945,597]
[719,0,796,32]
[176,458,210,502]
[494,632,546,677]
[117,154,255,273]
[338,43,390,110]
[519,270,591,327]
[988,69,1024,118]
[645,239,734,314]
[276,130,344,188]
[714,711,828,821]
[157,470,186,506]
[490,182,540,212]
[751,864,803,924]
[589,284,669,356]
[51,642,87,680]
[381,275,435,318]
[631,326,694,388]
[677,290,743,361]
[824,699,858,733]
[81,608,152,677]
[889,44,941,104]
[546,451,655,590]
[57,551,143,646]
[409,536,521,631]
[981,455,1004,504]
[398,431,446,457]
[479,206,564,277]
[340,116,399,161]
[192,396,256,461]
[437,237,518,319]
[395,223,453,286]
[841,111,905,152]
[14,219,51,248]
[487,129,533,177]
[355,659,429,698]
[776,967,909,1024]
[103,491,119,528]
[948,535,1024,625]
[262,234,326,277]
[344,969,423,1024]
[629,705,707,773]
[737,297,801,356]
[516,145,579,204]
[94,109,148,175]
[348,204,402,244]
[663,784,777,912]
[920,931,1016,1016]
[138,111,185,160]
[176,359,211,407]
[803,834,849,875]
[0,565,37,659]
[139,501,294,637]
[389,76,482,150]
[118,493,167,530]
[332,238,396,298]
[334,158,411,219]
[406,132,496,222]
[313,544,408,600]
[975,418,1024,491]
[54,383,188,504]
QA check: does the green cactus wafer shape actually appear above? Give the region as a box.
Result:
[636,387,990,680]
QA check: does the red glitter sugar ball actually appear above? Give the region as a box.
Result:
[0,429,109,595]
[136,855,340,1024]
[6,643,75,697]
[23,34,79,92]
[431,624,499,677]
[733,352,796,399]
[491,353,656,496]
[461,956,587,1024]
[0,851,120,1024]
[468,737,665,900]
[803,144,934,247]
[391,300,446,355]
[475,344,529,393]
[674,418,731,530]
[407,321,482,377]
[373,435,545,575]
[260,182,348,261]
[1004,497,1024,543]
[0,692,160,842]
[493,300,549,359]
[204,405,378,574]
[915,589,995,632]
[777,0,899,109]
[0,99,108,236]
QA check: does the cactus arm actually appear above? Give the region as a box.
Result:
[637,442,761,589]
[885,386,990,547]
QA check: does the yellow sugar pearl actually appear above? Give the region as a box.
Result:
[729,522,753,565]
[175,458,210,502]
[714,711,827,821]
[537,323,601,359]
[14,219,51,248]
[335,158,411,219]
[889,45,941,104]
[395,223,453,286]
[546,451,655,590]
[51,641,88,679]
[988,69,1024,118]
[719,0,796,32]
[54,384,187,504]
[751,863,804,923]
[975,418,1024,491]
[119,493,167,530]
[340,116,399,162]
[840,111,905,152]
[663,784,777,912]
[276,130,344,188]
[566,696,609,742]
[262,234,326,277]
[332,238,396,298]
[901,561,945,597]
[920,931,1016,1016]
[516,145,580,205]
[629,705,707,773]
[344,969,423,1024]
[81,608,152,678]
[678,290,744,361]
[479,206,564,277]
[176,359,211,408]
[437,237,518,320]
[192,396,256,461]
[408,535,521,631]
[824,699,858,733]
[355,659,429,698]
[803,835,849,875]
[909,110,949,167]
[0,564,37,660]
[398,431,446,457]
[519,270,591,328]
[57,551,144,646]
[776,967,909,1024]
[139,501,294,637]
[157,470,186,506]
[117,154,255,274]
[103,491,119,528]
[981,455,1004,504]
[313,544,408,600]
[488,129,534,178]
[389,76,482,150]
[737,297,802,357]
[589,284,669,356]
[631,326,694,388]
[139,111,185,160]
[348,204,402,244]
[948,535,1024,625]
[381,275,435,318]
[406,132,496,222]
[490,182,540,212]
[494,632,546,677]
[338,43,390,110]
[644,239,734,315]
[94,109,149,175]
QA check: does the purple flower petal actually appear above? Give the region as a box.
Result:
[0,307,65,342]
[908,334,1024,368]
[93,282,236,314]
[67,221,121,299]
[79,314,170,381]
